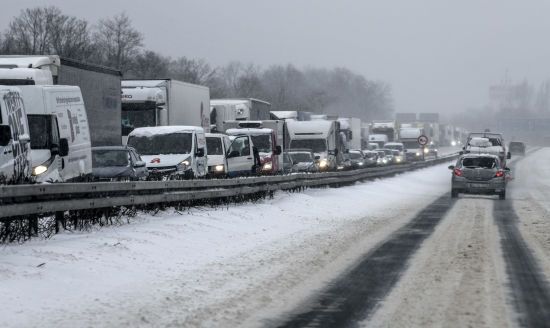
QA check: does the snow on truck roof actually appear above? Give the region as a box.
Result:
[128,126,204,137]
[287,120,333,138]
[0,55,60,68]
[122,79,208,90]
[226,128,272,135]
[211,98,271,106]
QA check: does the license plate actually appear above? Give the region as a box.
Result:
[469,183,487,188]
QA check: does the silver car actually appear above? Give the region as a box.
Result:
[449,154,509,199]
[92,146,148,181]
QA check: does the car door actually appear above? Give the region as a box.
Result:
[129,149,147,179]
[226,135,254,175]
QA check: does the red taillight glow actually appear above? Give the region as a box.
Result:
[453,168,462,177]
[495,170,505,178]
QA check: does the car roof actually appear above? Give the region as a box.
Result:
[92,146,131,151]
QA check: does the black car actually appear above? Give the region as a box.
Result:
[509,141,526,156]
[91,146,148,181]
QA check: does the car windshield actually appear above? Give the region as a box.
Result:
[290,152,312,163]
[251,134,272,153]
[380,149,393,155]
[461,157,497,169]
[349,152,363,159]
[364,152,377,158]
[206,137,223,155]
[290,139,327,153]
[92,149,129,167]
[127,133,193,155]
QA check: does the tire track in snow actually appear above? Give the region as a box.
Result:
[493,200,550,327]
[274,194,455,328]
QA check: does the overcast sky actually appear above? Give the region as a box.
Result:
[2,0,550,115]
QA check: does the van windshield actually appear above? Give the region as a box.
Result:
[251,135,272,153]
[28,115,56,150]
[290,152,312,163]
[402,141,419,149]
[290,139,327,153]
[128,133,192,155]
[385,144,403,151]
[206,137,223,155]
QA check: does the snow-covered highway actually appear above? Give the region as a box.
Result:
[2,148,550,328]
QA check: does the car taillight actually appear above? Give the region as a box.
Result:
[453,168,462,177]
[495,170,505,178]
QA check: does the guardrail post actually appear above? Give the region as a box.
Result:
[55,211,65,234]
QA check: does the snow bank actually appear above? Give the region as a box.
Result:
[0,163,452,327]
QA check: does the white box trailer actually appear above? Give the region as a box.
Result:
[121,79,210,143]
[210,98,271,132]
[0,55,122,146]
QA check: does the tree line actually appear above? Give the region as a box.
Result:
[0,6,393,120]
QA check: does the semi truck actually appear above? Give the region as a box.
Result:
[0,55,122,146]
[286,120,345,171]
[210,98,271,130]
[337,117,362,150]
[371,120,397,142]
[121,79,210,144]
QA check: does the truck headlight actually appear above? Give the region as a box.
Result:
[32,165,48,176]
[262,162,273,171]
[215,164,224,172]
[423,148,429,154]
[396,157,401,163]
[416,152,421,156]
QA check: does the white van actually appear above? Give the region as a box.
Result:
[0,86,32,184]
[20,85,92,182]
[127,126,207,179]
[205,133,257,178]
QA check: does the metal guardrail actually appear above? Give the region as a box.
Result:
[0,154,458,220]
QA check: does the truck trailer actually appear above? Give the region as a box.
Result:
[0,55,122,146]
[121,79,211,143]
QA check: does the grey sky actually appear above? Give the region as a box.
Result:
[2,0,550,115]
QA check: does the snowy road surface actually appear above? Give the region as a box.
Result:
[2,149,550,327]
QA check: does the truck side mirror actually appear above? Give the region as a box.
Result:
[134,160,146,168]
[274,145,282,155]
[314,155,321,160]
[0,125,11,146]
[196,148,205,157]
[59,138,69,157]
[448,165,455,170]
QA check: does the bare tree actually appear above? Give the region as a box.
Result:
[126,50,170,79]
[93,13,143,73]
[169,57,216,85]
[49,15,93,60]
[1,6,61,55]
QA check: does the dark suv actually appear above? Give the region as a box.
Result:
[509,141,526,156]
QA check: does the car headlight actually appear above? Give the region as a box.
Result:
[337,165,344,170]
[32,165,48,176]
[319,159,328,168]
[382,159,387,163]
[215,164,224,172]
[177,159,191,171]
[262,162,273,171]
[416,152,421,156]
[396,157,401,162]
[423,148,429,154]
[358,162,364,166]
[451,141,457,146]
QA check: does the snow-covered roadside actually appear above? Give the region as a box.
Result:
[0,163,452,328]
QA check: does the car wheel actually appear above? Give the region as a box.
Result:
[451,190,459,198]
[499,190,506,200]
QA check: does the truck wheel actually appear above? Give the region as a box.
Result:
[499,190,506,200]
[451,190,459,198]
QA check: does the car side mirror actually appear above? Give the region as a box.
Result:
[314,155,320,160]
[196,148,205,157]
[504,167,511,171]
[448,165,455,170]
[0,125,11,146]
[134,160,146,168]
[462,146,466,150]
[59,138,69,157]
[507,152,511,159]
[459,151,464,155]
[19,133,30,144]
[274,145,282,155]
[227,150,240,158]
